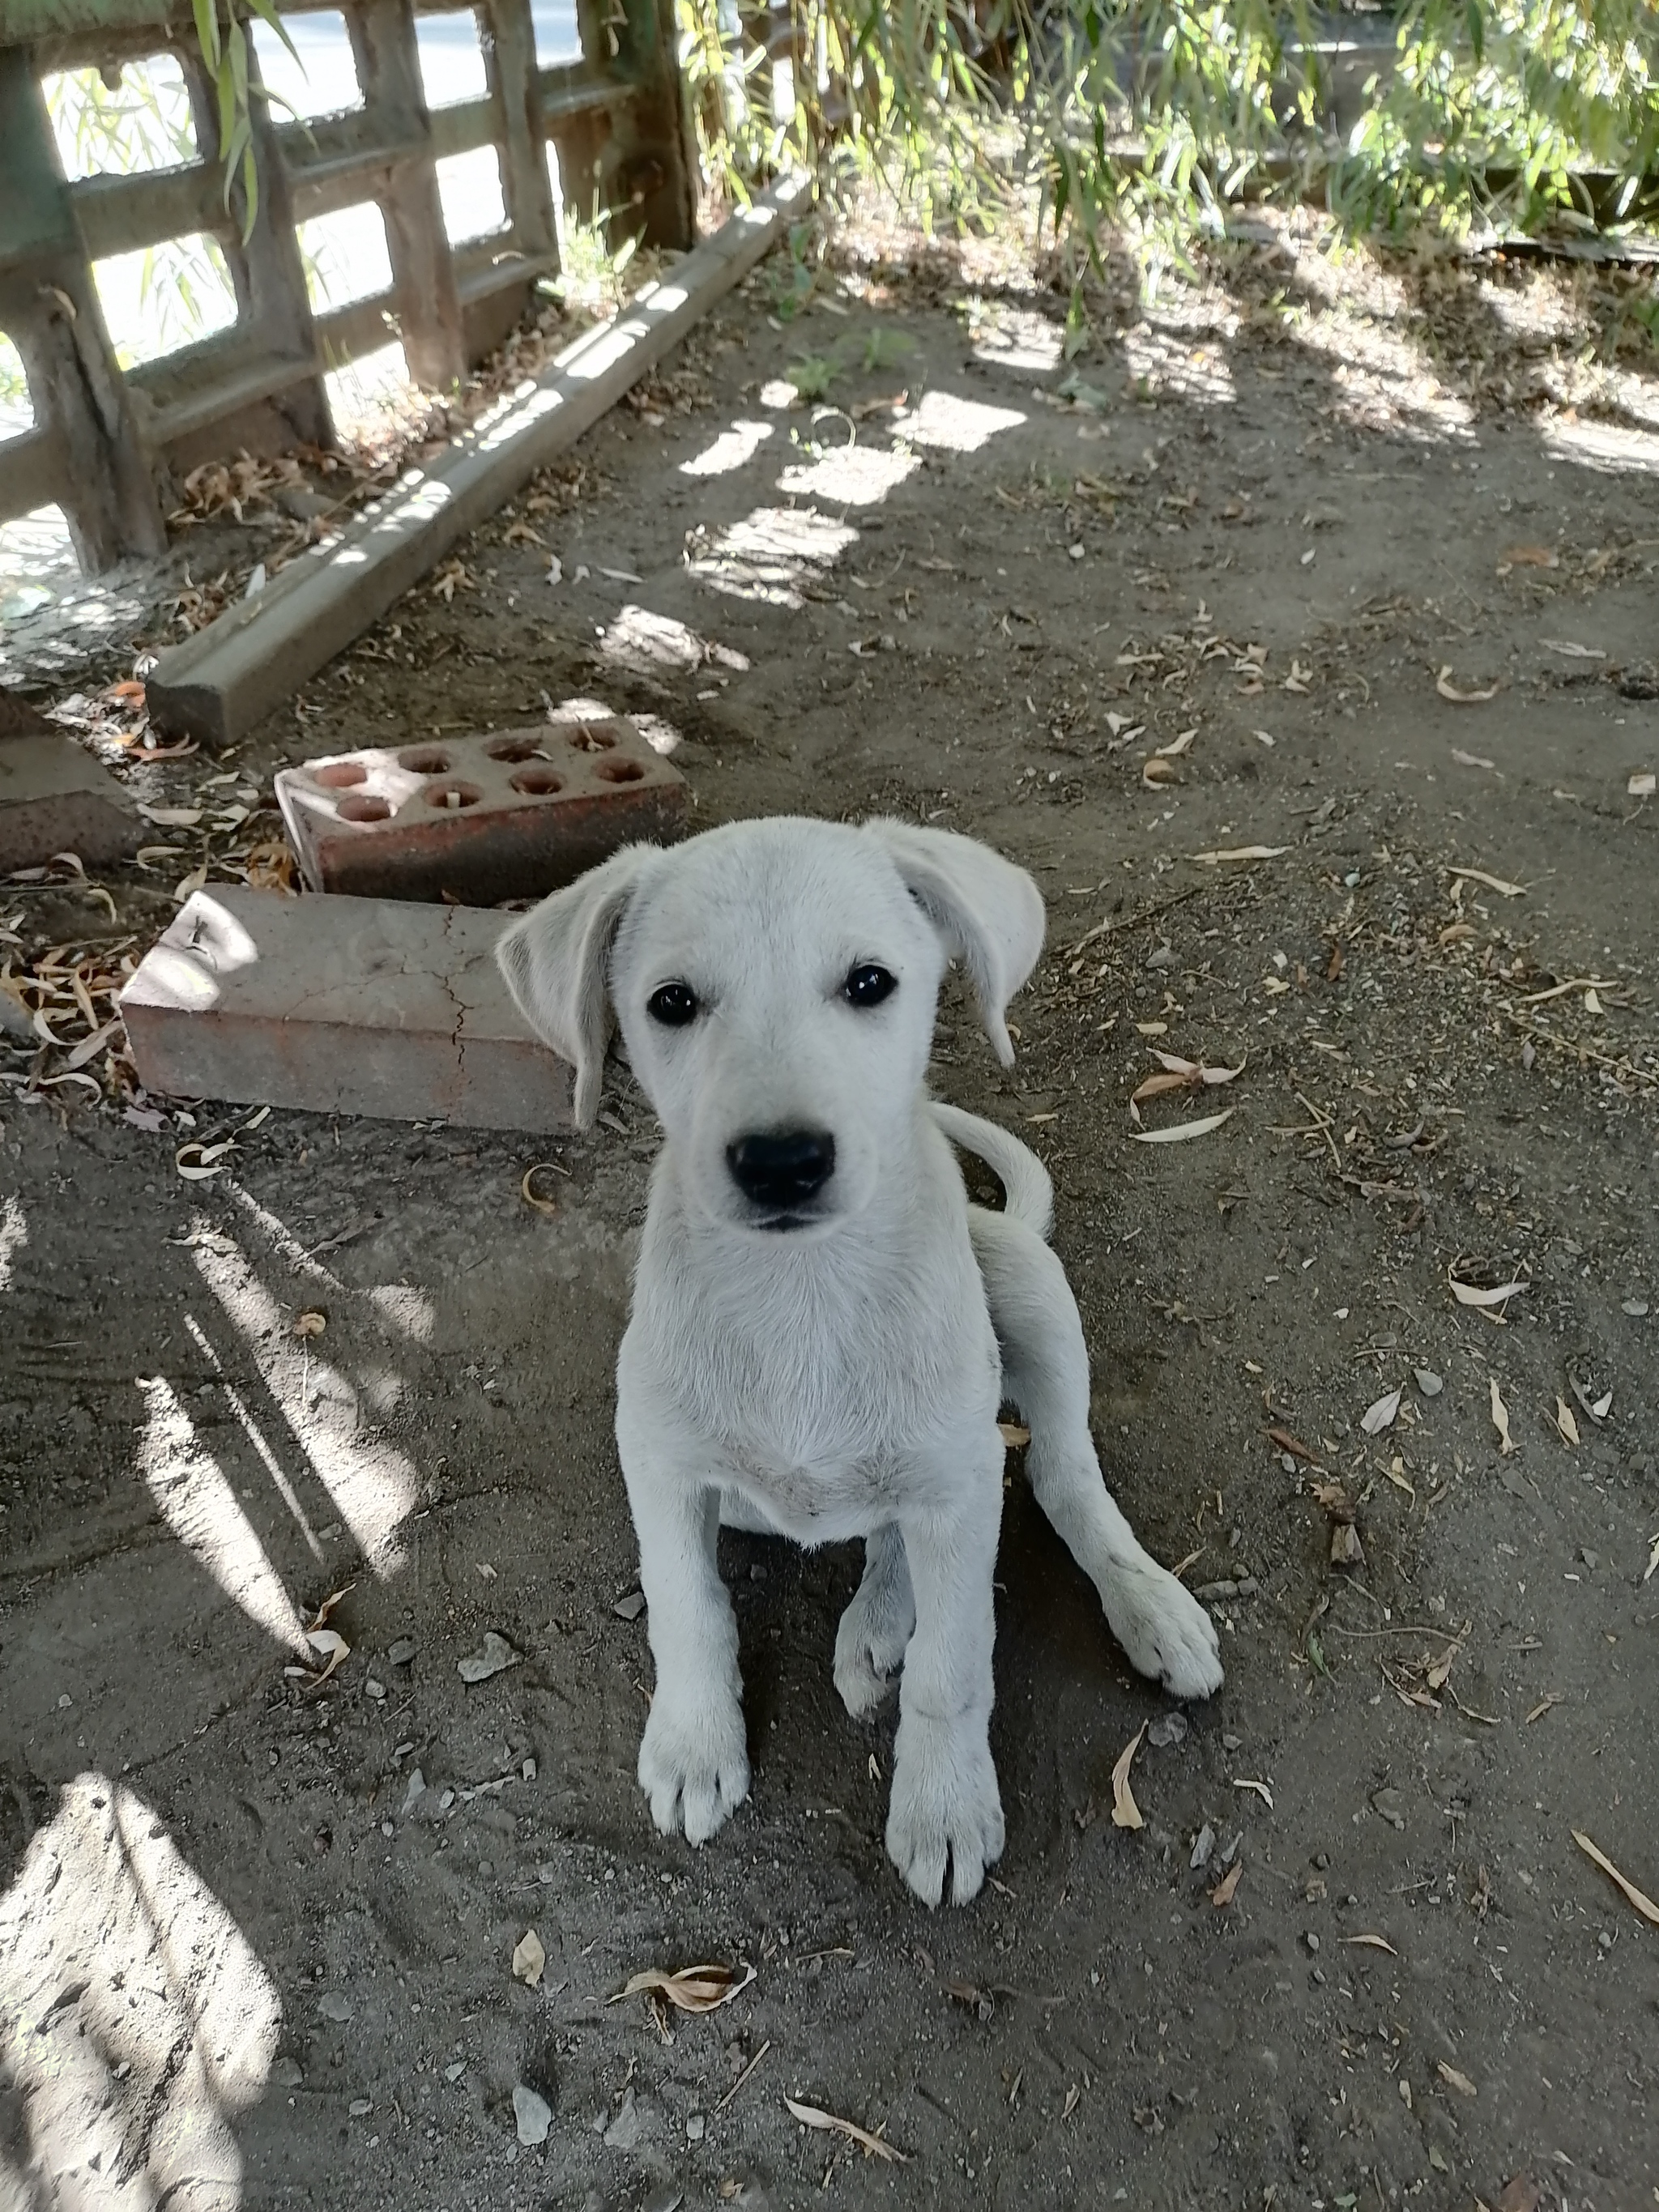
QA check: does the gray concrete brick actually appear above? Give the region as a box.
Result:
[121,886,571,1130]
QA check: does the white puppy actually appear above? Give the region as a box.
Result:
[497,817,1222,1906]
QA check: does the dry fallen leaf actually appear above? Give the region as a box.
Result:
[998,1420,1030,1448]
[1500,543,1558,569]
[616,1962,755,2013]
[294,1309,326,1339]
[1343,1933,1398,1956]
[1490,1378,1516,1455]
[512,1929,546,1987]
[1572,1831,1659,1928]
[1154,727,1196,757]
[783,2095,906,2163]
[1142,756,1179,787]
[1360,1387,1402,1436]
[1436,667,1500,704]
[520,1163,561,1216]
[1060,2082,1081,2120]
[1191,846,1286,864]
[303,1626,349,1686]
[1130,1106,1235,1144]
[1111,1724,1146,1830]
[1330,1523,1366,1567]
[1448,1266,1529,1311]
[1541,638,1604,659]
[1209,1860,1243,1907]
[1448,866,1526,898]
[1554,1396,1580,1448]
[176,1140,235,1182]
[1436,2060,1477,2098]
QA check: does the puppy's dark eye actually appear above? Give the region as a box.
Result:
[646,982,698,1027]
[844,963,897,1009]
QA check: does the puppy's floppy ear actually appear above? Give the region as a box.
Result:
[495,844,654,1127]
[864,820,1044,1066]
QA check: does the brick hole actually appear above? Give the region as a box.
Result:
[424,782,484,810]
[510,766,565,795]
[399,747,452,773]
[336,794,391,822]
[593,759,644,784]
[569,723,616,752]
[312,761,368,788]
[486,737,542,763]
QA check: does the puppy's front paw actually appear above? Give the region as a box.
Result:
[834,1575,915,1720]
[638,1693,749,1845]
[1102,1557,1224,1701]
[885,1711,1004,1907]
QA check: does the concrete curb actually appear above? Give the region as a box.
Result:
[145,171,814,748]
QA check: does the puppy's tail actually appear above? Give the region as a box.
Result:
[929,1102,1054,1241]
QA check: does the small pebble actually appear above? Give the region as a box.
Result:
[458,1631,518,1684]
[1222,1733,1243,1751]
[1304,1932,1320,1954]
[380,1819,394,1838]
[401,1768,426,1815]
[1190,1822,1215,1870]
[388,1638,417,1666]
[1280,1452,1298,1474]
[271,2056,303,2090]
[365,1677,386,1701]
[1414,1368,1444,1397]
[1622,1298,1648,1318]
[687,2112,706,2142]
[612,1590,646,1622]
[514,2084,552,2146]
[318,1993,352,2023]
[604,2086,641,2150]
[444,2061,467,2083]
[349,2098,372,2118]
[1148,1711,1188,1750]
[1371,1788,1406,1831]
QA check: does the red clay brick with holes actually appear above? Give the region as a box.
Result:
[275,715,686,904]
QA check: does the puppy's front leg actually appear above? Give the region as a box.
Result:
[885,1442,1005,1907]
[619,1409,749,1845]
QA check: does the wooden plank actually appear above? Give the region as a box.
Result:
[146,171,812,744]
[0,43,166,567]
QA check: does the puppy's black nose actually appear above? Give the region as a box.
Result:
[727,1128,836,1210]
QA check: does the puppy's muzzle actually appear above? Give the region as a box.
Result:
[726,1128,837,1224]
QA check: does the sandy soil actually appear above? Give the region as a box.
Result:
[2,214,1657,2212]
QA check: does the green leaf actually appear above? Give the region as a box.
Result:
[191,0,220,73]
[244,0,302,69]
[240,139,259,241]
[221,113,249,209]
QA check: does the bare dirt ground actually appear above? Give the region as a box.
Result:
[2,209,1657,2212]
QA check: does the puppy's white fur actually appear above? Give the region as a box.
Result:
[498,817,1222,1907]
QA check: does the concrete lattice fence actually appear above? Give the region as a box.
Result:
[0,0,696,574]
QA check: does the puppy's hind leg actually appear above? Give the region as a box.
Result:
[834,1524,915,1718]
[970,1208,1223,1700]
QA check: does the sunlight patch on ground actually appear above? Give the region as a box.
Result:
[0,1773,280,2211]
[961,299,1065,373]
[687,506,859,608]
[601,605,751,678]
[775,440,921,506]
[0,507,79,624]
[1124,326,1235,404]
[1292,313,1474,439]
[680,419,775,477]
[1541,416,1659,475]
[191,1224,418,1577]
[136,1372,311,1652]
[892,390,1027,453]
[0,1196,26,1291]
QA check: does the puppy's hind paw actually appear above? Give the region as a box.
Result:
[638,1694,749,1846]
[834,1588,915,1722]
[1102,1558,1224,1702]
